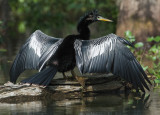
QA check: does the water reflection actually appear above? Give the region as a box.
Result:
[0,101,43,114]
[0,89,160,115]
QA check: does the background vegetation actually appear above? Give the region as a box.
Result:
[125,31,160,84]
[8,0,118,39]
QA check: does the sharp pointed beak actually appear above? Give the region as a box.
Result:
[97,16,113,22]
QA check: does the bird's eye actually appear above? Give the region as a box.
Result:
[97,16,100,19]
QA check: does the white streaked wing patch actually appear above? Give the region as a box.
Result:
[29,34,42,57]
[87,38,113,59]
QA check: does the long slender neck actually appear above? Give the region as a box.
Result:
[77,20,92,40]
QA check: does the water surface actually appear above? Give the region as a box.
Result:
[0,88,160,115]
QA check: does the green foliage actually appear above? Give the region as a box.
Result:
[0,49,7,52]
[147,36,160,42]
[18,21,26,33]
[134,42,144,48]
[0,20,3,44]
[8,0,118,37]
[0,21,2,25]
[141,65,148,71]
[125,30,144,48]
[125,30,135,42]
[146,36,160,81]
[125,30,160,83]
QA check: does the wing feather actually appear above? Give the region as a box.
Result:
[74,33,151,91]
[10,30,63,83]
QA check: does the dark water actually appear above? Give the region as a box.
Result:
[0,88,160,115]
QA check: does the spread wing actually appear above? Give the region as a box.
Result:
[10,30,63,83]
[74,34,151,92]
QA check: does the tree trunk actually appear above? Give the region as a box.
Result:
[116,0,160,42]
[0,0,10,38]
[0,0,13,56]
[0,0,10,23]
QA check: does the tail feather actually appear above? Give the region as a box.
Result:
[21,66,57,86]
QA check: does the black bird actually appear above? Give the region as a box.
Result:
[10,10,151,92]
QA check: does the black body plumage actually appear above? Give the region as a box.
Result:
[10,10,151,92]
[50,35,76,72]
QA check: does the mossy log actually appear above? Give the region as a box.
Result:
[0,74,127,103]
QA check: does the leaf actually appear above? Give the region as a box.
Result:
[147,37,154,42]
[149,45,158,53]
[33,0,38,3]
[147,36,160,42]
[125,30,132,37]
[0,21,3,25]
[127,99,133,104]
[18,21,26,33]
[155,36,160,42]
[154,79,160,83]
[152,56,157,61]
[134,97,141,100]
[135,42,144,48]
[19,0,24,3]
[142,65,148,71]
[125,30,135,42]
[0,48,7,52]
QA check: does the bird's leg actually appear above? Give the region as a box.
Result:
[71,70,86,88]
[71,70,76,78]
[62,72,67,79]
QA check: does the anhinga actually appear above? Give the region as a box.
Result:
[10,10,151,92]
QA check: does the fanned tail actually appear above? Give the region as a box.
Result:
[21,66,57,86]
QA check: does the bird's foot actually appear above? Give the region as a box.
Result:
[75,76,86,89]
[32,84,47,88]
[62,72,69,80]
[20,82,46,88]
[70,70,86,89]
[20,82,31,86]
[63,75,73,80]
[62,72,76,81]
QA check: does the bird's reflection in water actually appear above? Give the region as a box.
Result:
[124,93,151,115]
[78,93,151,115]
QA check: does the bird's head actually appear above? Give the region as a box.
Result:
[84,10,113,23]
[77,10,112,36]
